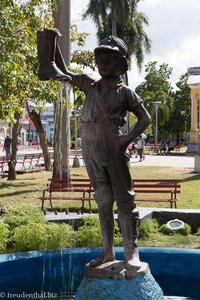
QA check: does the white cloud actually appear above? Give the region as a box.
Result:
[142,0,162,6]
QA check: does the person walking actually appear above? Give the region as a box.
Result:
[137,135,145,161]
[4,135,12,157]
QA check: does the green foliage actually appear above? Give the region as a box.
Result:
[164,73,191,141]
[138,219,159,239]
[135,62,191,141]
[0,0,60,123]
[0,222,10,253]
[74,216,122,247]
[71,24,90,47]
[139,218,191,239]
[113,221,123,246]
[3,204,45,230]
[159,223,191,236]
[11,221,75,252]
[195,228,200,236]
[74,216,102,247]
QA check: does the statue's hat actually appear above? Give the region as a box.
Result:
[94,36,128,58]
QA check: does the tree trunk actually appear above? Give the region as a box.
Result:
[7,112,20,180]
[53,0,71,179]
[29,110,51,171]
[111,0,117,36]
[53,85,71,179]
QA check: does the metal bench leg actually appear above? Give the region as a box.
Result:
[41,199,44,211]
[89,200,92,212]
[81,201,85,214]
[49,199,53,211]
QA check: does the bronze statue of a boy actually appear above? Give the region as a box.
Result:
[38,33,151,272]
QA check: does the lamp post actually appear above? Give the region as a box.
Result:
[152,101,161,144]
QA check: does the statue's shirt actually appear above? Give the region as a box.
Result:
[71,74,143,128]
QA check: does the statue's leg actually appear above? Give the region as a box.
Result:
[109,152,142,271]
[81,127,115,267]
[89,192,115,267]
[83,164,115,265]
[118,206,141,270]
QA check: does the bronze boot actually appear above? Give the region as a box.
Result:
[118,208,142,272]
[37,29,71,82]
[88,200,115,267]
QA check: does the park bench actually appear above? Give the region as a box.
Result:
[79,179,181,208]
[145,144,160,154]
[39,178,181,212]
[0,156,10,174]
[172,144,185,154]
[39,178,93,213]
[132,179,181,208]
[17,153,41,171]
[81,178,181,209]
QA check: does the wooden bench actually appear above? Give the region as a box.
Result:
[17,153,41,171]
[82,179,181,209]
[145,144,161,154]
[132,179,181,208]
[40,178,181,212]
[171,144,185,154]
[0,156,10,174]
[40,178,93,212]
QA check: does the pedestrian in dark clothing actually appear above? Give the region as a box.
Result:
[4,135,12,157]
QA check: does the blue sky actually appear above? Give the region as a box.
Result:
[71,0,200,89]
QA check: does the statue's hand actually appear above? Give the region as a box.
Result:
[114,135,131,152]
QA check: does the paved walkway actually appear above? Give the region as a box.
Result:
[70,153,195,169]
[0,147,196,169]
[129,154,195,168]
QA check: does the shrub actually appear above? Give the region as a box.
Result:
[159,223,191,236]
[74,216,102,247]
[138,219,159,239]
[4,204,45,230]
[45,223,76,249]
[195,227,200,236]
[113,220,123,246]
[11,221,75,252]
[0,222,10,253]
[74,216,123,247]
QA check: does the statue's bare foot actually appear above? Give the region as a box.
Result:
[126,254,142,270]
[88,251,115,267]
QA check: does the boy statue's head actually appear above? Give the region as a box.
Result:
[94,36,128,78]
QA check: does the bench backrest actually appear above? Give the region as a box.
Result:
[47,178,92,192]
[46,178,181,193]
[24,153,41,159]
[0,156,10,162]
[48,178,90,183]
[132,179,181,193]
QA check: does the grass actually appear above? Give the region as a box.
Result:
[138,231,200,249]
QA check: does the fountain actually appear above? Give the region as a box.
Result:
[0,247,200,299]
[36,32,162,299]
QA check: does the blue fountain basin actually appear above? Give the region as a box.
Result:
[0,247,199,299]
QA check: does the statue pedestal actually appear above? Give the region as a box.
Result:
[75,260,164,300]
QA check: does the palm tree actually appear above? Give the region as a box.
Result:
[83,0,151,69]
